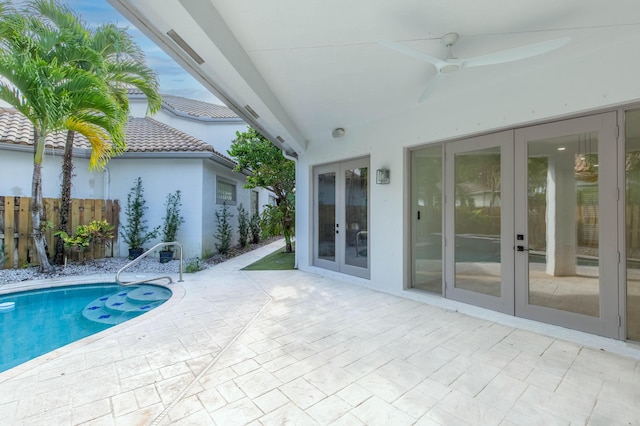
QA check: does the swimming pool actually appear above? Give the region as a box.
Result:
[0,283,171,373]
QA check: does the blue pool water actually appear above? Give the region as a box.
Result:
[0,283,171,373]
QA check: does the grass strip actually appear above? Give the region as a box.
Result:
[242,247,295,270]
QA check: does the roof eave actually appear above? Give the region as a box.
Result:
[107,0,304,158]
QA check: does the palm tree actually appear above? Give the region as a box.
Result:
[28,0,161,264]
[0,2,125,272]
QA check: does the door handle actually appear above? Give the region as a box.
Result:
[516,245,529,252]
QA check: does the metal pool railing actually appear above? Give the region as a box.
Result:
[116,242,184,286]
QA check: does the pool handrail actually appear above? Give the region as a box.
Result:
[116,242,184,286]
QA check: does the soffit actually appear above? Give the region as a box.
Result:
[109,0,640,149]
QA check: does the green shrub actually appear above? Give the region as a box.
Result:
[121,177,159,249]
[214,202,233,254]
[161,190,184,248]
[237,203,249,248]
[250,212,261,244]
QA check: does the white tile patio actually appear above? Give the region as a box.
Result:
[1,239,640,425]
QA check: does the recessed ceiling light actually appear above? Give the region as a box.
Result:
[332,128,345,138]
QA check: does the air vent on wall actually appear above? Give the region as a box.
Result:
[244,105,260,119]
[167,29,205,65]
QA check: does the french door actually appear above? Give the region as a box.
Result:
[445,131,515,314]
[514,113,619,338]
[441,113,620,338]
[314,158,370,278]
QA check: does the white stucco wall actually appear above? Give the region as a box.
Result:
[0,148,106,199]
[211,166,254,247]
[0,145,270,260]
[296,129,403,294]
[201,162,217,256]
[295,49,640,296]
[107,157,205,258]
[202,162,272,256]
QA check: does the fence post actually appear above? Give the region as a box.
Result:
[17,197,30,267]
[4,197,15,269]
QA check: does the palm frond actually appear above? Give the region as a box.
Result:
[64,116,119,170]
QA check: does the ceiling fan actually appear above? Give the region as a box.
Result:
[379,33,569,102]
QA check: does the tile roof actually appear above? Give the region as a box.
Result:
[127,88,240,120]
[124,117,214,153]
[161,95,240,120]
[0,108,235,164]
[0,108,86,149]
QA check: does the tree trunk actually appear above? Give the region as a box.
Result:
[54,131,75,264]
[283,215,294,253]
[32,131,54,273]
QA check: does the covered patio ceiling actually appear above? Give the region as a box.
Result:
[108,0,640,156]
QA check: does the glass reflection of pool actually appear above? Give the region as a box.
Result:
[0,283,171,373]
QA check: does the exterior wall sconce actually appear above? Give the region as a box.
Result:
[376,168,390,184]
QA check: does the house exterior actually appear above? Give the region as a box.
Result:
[110,1,640,341]
[128,90,246,156]
[0,95,271,259]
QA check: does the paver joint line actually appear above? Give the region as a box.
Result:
[150,271,273,426]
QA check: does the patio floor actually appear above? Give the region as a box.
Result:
[2,239,640,425]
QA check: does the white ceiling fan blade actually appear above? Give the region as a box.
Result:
[378,40,448,68]
[418,72,446,103]
[464,37,570,68]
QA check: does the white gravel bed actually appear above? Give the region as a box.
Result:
[0,237,283,286]
[0,257,189,285]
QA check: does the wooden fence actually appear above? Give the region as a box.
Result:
[0,197,119,268]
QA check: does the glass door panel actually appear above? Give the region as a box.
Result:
[344,166,368,268]
[454,147,502,297]
[526,134,600,317]
[625,109,640,341]
[411,146,443,293]
[317,171,336,262]
[314,158,370,278]
[514,113,618,339]
[445,131,514,314]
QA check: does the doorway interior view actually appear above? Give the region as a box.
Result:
[411,111,639,340]
[314,158,370,279]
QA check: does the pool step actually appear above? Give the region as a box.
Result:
[82,285,170,325]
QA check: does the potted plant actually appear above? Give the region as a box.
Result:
[121,177,159,259]
[159,190,184,263]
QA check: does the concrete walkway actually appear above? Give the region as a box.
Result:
[1,240,640,425]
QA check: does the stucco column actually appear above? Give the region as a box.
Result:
[545,152,577,276]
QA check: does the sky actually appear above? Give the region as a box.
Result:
[61,0,221,104]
